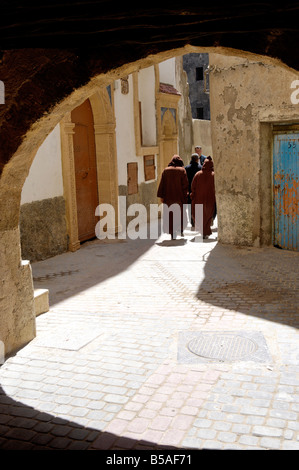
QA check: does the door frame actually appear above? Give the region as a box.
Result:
[272,123,299,251]
[60,88,119,251]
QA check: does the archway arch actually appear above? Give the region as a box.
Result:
[0,42,298,357]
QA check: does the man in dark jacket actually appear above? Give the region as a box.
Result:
[185,154,202,227]
[195,146,207,166]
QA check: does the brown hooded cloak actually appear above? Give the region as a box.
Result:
[157,155,189,235]
[191,157,216,237]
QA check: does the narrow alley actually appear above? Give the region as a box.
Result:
[0,224,298,451]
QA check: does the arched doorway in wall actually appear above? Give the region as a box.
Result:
[71,98,99,243]
[60,87,119,252]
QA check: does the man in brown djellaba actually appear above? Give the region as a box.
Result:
[191,156,216,239]
[157,155,189,239]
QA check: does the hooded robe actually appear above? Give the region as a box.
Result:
[191,158,216,237]
[157,156,189,235]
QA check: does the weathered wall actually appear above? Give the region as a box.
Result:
[209,53,299,247]
[20,197,68,262]
[0,229,36,356]
[115,60,179,228]
[193,119,213,157]
[182,53,210,120]
[118,181,158,228]
[20,125,68,261]
[176,56,194,164]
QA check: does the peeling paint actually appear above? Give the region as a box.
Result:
[273,133,299,251]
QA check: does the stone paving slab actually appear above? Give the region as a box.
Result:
[0,224,298,450]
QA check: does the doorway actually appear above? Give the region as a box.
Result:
[71,99,99,242]
[273,126,299,251]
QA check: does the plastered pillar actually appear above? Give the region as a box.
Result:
[0,228,36,358]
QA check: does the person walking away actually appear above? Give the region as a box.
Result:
[185,154,202,227]
[157,155,189,239]
[195,145,207,166]
[191,156,216,239]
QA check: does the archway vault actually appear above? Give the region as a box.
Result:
[1,42,298,232]
[0,3,299,357]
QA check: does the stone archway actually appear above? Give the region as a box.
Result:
[0,28,298,357]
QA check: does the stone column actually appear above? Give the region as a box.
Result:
[60,113,80,252]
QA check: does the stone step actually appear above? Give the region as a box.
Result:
[34,289,49,316]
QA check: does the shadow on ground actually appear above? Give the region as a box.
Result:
[0,385,183,450]
[32,233,159,307]
[196,243,299,329]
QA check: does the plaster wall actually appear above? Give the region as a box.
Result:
[138,67,156,147]
[114,61,178,191]
[193,119,213,158]
[114,75,139,186]
[20,125,67,261]
[0,229,36,356]
[159,58,176,86]
[115,61,182,227]
[175,56,194,163]
[21,125,63,204]
[209,53,299,247]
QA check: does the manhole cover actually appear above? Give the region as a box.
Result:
[187,333,258,361]
[177,331,272,364]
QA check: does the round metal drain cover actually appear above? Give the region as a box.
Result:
[187,333,258,362]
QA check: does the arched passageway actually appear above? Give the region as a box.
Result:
[0,4,298,357]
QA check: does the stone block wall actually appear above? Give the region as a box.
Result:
[20,196,68,262]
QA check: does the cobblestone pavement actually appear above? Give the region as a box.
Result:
[0,223,298,450]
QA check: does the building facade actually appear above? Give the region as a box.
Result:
[20,59,183,261]
[183,53,210,121]
[209,53,299,249]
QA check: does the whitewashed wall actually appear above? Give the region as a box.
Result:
[21,125,63,204]
[138,66,156,146]
[21,59,178,201]
[114,75,138,186]
[159,58,176,86]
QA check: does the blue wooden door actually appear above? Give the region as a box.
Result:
[273,131,299,251]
